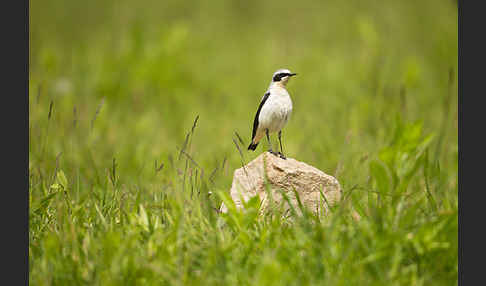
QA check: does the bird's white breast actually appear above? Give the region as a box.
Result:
[258,87,293,133]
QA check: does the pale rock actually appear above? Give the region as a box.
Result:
[220,152,342,216]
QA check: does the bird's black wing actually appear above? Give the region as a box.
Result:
[251,92,270,141]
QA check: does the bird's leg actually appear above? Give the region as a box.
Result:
[266,129,277,156]
[278,131,286,160]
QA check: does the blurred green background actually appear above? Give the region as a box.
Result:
[29,0,458,284]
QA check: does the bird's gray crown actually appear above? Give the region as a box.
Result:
[272,68,297,82]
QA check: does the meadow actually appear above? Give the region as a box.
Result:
[29,0,458,285]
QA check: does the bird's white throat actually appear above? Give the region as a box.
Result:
[269,80,289,90]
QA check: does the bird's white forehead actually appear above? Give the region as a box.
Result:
[273,69,292,76]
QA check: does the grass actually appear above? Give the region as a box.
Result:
[29,0,458,285]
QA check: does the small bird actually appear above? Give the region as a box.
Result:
[248,68,297,159]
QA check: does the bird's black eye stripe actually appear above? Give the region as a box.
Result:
[272,73,292,82]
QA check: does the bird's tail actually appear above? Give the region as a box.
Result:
[248,141,259,151]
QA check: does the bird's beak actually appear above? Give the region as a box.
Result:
[289,73,297,77]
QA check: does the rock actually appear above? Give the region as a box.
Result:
[220,152,342,216]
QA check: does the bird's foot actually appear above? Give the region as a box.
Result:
[267,150,279,157]
[277,152,287,160]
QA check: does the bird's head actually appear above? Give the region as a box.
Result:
[271,69,297,86]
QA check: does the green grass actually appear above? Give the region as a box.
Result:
[29,0,458,285]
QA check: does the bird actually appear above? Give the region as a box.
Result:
[247,68,297,159]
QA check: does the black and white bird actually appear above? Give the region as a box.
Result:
[248,68,297,159]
